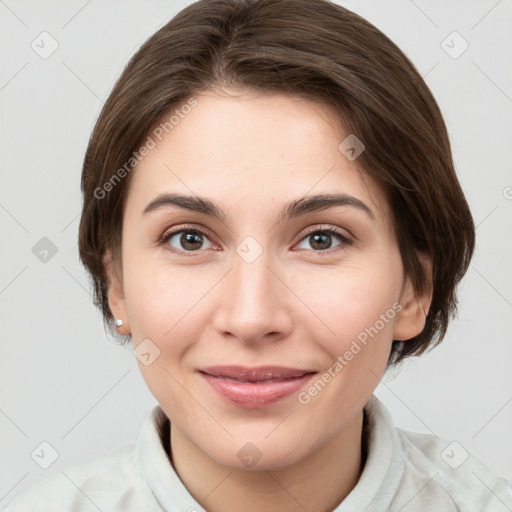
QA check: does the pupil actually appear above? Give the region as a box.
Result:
[182,232,202,250]
[311,232,331,250]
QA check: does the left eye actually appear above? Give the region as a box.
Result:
[295,229,347,251]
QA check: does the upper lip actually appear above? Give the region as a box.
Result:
[199,365,316,381]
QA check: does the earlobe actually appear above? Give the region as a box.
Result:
[393,255,433,341]
[103,250,130,335]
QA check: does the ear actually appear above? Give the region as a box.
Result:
[104,250,130,335]
[393,254,432,341]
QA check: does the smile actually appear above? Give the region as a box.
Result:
[198,366,317,408]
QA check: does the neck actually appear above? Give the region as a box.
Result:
[169,410,365,512]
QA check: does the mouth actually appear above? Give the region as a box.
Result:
[198,365,317,408]
[199,365,316,381]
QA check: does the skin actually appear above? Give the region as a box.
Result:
[106,89,431,512]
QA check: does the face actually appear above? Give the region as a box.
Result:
[107,89,427,471]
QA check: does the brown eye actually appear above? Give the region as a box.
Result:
[295,228,351,252]
[162,228,214,252]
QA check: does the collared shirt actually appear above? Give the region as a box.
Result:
[2,395,511,511]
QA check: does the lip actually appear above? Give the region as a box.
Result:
[198,365,317,408]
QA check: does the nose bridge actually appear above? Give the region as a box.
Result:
[231,243,278,314]
[214,238,292,342]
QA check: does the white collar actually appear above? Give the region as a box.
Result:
[135,395,404,512]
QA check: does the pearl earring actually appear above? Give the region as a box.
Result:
[115,318,124,327]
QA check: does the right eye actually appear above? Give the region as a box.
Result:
[161,225,216,254]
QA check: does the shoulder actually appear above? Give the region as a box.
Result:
[393,427,512,511]
[0,443,162,512]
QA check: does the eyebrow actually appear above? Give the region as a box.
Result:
[142,192,375,222]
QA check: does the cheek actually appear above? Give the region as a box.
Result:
[295,262,402,403]
[293,271,399,422]
[122,260,201,412]
[125,275,183,344]
[296,262,401,340]
[124,272,172,340]
[123,257,218,354]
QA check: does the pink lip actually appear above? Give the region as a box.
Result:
[198,365,316,408]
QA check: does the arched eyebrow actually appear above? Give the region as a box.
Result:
[142,193,375,222]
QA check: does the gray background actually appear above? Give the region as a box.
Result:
[1,0,511,505]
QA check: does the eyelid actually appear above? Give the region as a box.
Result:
[298,224,353,242]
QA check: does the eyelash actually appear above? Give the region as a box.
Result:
[159,223,353,257]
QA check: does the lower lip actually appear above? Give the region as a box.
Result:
[199,372,316,408]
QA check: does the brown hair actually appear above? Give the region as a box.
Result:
[78,0,475,365]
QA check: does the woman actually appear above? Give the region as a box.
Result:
[3,0,511,510]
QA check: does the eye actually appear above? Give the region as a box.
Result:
[161,225,215,253]
[295,226,352,252]
[160,224,352,256]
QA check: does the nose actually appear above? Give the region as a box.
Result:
[212,247,294,346]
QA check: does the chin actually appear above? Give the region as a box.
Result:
[204,436,309,472]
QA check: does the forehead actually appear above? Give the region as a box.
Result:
[126,90,390,225]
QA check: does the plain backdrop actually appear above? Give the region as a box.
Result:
[1,0,511,505]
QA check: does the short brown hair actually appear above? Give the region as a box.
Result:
[78,0,475,365]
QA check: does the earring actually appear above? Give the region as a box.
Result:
[115,318,124,327]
